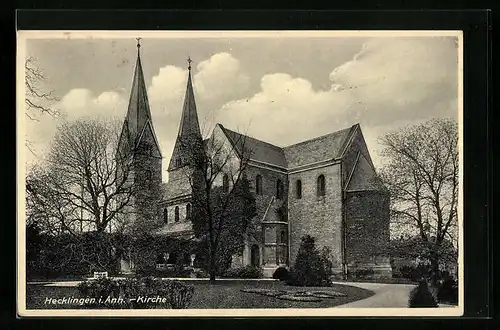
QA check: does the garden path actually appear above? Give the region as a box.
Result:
[333,282,416,308]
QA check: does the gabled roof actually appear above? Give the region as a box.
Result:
[216,123,360,170]
[135,119,162,158]
[345,152,386,192]
[283,124,357,168]
[218,124,288,168]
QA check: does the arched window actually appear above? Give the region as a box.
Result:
[255,174,262,195]
[145,169,152,181]
[296,180,302,199]
[174,206,180,222]
[317,175,326,197]
[222,173,229,193]
[186,203,191,219]
[276,179,284,200]
[163,208,168,224]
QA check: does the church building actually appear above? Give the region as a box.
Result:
[118,41,392,278]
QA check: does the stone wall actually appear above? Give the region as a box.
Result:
[344,190,391,277]
[245,165,288,200]
[164,168,193,200]
[287,164,343,269]
[245,164,289,270]
[132,139,163,229]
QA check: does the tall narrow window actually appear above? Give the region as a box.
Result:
[175,158,181,167]
[276,179,284,200]
[186,203,191,219]
[145,169,152,181]
[222,173,229,193]
[163,208,168,224]
[296,180,302,199]
[317,175,326,197]
[175,206,180,222]
[255,175,262,195]
[280,230,286,244]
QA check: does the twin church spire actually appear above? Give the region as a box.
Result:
[120,38,161,158]
[120,38,202,171]
[167,55,203,171]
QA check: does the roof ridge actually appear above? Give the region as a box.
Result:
[219,124,285,152]
[283,124,357,150]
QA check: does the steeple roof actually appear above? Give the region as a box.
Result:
[168,60,203,171]
[177,67,201,138]
[119,40,161,157]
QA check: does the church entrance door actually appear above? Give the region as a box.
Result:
[250,245,260,267]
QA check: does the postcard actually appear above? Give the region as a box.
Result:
[17,30,463,317]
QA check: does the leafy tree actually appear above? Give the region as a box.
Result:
[287,235,333,287]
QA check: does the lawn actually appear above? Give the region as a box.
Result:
[26,280,374,309]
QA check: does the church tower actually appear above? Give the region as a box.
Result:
[118,39,162,230]
[168,57,204,172]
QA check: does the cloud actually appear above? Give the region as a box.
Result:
[25,89,128,167]
[217,37,459,168]
[148,52,249,107]
[218,73,353,144]
[148,65,187,108]
[59,89,128,119]
[329,37,458,113]
[194,52,250,101]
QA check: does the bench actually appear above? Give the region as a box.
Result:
[93,271,108,279]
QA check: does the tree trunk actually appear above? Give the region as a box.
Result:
[209,242,216,283]
[429,253,440,286]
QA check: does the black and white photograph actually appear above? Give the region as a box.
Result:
[17,30,463,317]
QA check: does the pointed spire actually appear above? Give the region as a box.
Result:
[168,57,203,171]
[177,58,201,138]
[119,39,161,156]
[136,37,142,51]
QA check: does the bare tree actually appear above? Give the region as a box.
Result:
[26,165,79,236]
[378,118,459,284]
[26,117,165,274]
[25,56,59,120]
[177,127,257,283]
[27,118,136,235]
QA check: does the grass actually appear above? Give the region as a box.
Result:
[26,280,374,309]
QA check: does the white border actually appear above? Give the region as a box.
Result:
[16,30,464,317]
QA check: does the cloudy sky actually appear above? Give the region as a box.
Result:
[22,32,460,181]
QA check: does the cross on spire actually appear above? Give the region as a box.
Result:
[187,56,192,70]
[136,37,142,50]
